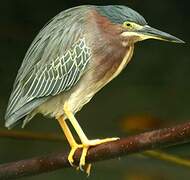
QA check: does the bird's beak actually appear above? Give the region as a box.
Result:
[137,25,185,43]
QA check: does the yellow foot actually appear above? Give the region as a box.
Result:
[68,143,83,166]
[79,137,119,171]
[76,163,92,176]
[68,137,119,176]
[68,143,92,176]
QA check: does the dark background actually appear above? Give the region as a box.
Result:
[0,1,190,179]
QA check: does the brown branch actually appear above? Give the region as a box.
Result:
[1,129,190,169]
[2,130,190,169]
[0,121,190,180]
[0,129,64,142]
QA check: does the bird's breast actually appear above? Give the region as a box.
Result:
[105,45,134,84]
[91,45,134,89]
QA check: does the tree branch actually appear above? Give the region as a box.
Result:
[1,121,190,180]
[0,129,64,142]
[2,130,190,170]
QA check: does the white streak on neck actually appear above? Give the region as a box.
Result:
[107,45,134,83]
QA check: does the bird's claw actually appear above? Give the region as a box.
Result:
[79,146,88,170]
[79,137,120,169]
[68,137,119,175]
[68,143,91,173]
[68,143,83,166]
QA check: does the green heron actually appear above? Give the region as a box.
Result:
[5,5,184,175]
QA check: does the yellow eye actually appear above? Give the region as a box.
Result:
[123,22,133,29]
[126,23,132,27]
[123,22,144,31]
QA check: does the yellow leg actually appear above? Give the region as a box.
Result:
[57,116,82,165]
[57,116,91,175]
[63,102,119,172]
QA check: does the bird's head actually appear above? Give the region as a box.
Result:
[96,5,184,46]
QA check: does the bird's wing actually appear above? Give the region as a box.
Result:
[5,7,91,127]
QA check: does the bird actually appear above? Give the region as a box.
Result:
[4,5,184,175]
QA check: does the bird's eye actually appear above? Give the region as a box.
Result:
[126,23,131,27]
[123,22,133,29]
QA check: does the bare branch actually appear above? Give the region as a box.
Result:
[0,129,64,142]
[2,129,190,169]
[0,121,190,180]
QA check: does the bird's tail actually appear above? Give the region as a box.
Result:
[5,97,48,129]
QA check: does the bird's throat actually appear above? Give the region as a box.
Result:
[106,45,134,83]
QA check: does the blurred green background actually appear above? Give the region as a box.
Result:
[0,0,190,179]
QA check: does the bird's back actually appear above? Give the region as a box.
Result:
[5,6,92,128]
